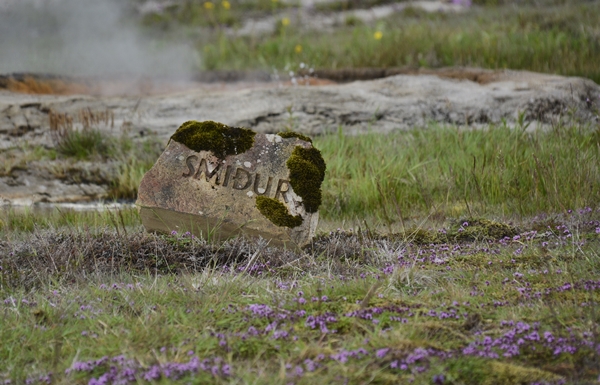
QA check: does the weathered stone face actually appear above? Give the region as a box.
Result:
[136,121,325,248]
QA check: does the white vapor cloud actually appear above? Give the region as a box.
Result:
[0,0,197,78]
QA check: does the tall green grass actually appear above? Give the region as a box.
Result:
[0,206,140,235]
[141,0,289,29]
[4,122,600,232]
[54,128,112,160]
[197,2,600,83]
[50,125,164,199]
[317,122,600,222]
[107,138,165,199]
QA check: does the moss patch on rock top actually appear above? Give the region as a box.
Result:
[277,131,313,143]
[256,196,303,228]
[170,120,256,158]
[287,146,326,213]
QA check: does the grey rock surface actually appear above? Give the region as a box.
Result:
[0,159,118,205]
[1,70,598,146]
[1,69,599,204]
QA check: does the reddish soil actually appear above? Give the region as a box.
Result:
[0,72,338,97]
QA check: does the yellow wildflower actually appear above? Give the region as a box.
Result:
[281,17,290,26]
[374,31,383,40]
[295,44,302,53]
[204,1,214,10]
[222,0,231,9]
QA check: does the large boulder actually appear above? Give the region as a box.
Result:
[135,121,325,248]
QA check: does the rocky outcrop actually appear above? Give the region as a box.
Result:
[1,68,599,204]
[1,69,598,147]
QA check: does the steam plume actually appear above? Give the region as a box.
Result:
[0,0,196,79]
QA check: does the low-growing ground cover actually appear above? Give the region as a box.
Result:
[1,208,599,384]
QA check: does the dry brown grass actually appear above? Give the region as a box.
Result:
[49,108,114,137]
[0,225,418,290]
[3,75,91,95]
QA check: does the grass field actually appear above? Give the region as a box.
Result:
[2,0,600,383]
[1,204,600,384]
[2,118,600,384]
[5,117,600,229]
[138,0,600,84]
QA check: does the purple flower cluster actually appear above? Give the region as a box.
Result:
[283,343,454,380]
[2,296,38,307]
[505,276,600,303]
[377,219,593,275]
[462,321,599,359]
[305,313,338,333]
[389,347,450,374]
[66,354,230,384]
[330,347,369,363]
[345,303,471,325]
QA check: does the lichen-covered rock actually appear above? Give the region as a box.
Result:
[136,121,324,248]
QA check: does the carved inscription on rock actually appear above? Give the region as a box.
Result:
[182,155,292,203]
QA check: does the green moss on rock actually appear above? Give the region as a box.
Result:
[287,146,326,213]
[277,131,313,143]
[170,120,256,158]
[256,196,303,228]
